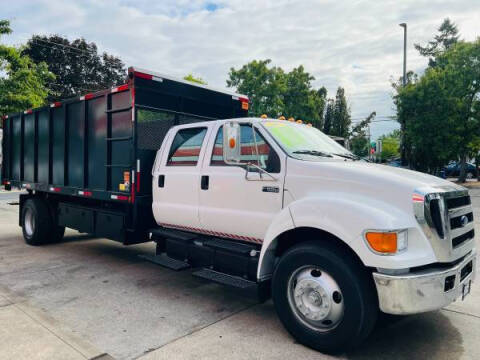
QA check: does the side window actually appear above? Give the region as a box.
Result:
[167,127,207,166]
[211,125,280,173]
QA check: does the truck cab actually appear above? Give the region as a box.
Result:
[151,117,476,352]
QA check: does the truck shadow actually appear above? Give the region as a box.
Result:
[347,311,464,359]
[56,233,97,244]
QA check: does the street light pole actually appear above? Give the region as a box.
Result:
[399,23,407,86]
[399,22,407,166]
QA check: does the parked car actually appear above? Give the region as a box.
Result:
[386,158,402,167]
[444,161,477,179]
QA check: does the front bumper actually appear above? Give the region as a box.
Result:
[373,249,476,315]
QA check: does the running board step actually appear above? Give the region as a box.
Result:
[149,227,199,242]
[139,254,191,271]
[192,268,261,299]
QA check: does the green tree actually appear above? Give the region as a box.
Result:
[331,87,351,138]
[227,59,327,122]
[308,87,327,130]
[0,20,53,115]
[22,35,126,102]
[184,73,207,85]
[414,18,460,67]
[283,66,326,126]
[439,40,480,181]
[395,39,480,178]
[227,59,286,117]
[395,69,456,172]
[323,99,334,134]
[350,112,376,157]
[379,130,400,161]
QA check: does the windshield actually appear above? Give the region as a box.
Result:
[261,121,353,160]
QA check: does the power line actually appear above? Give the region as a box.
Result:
[351,118,398,124]
[29,39,92,59]
[29,37,99,56]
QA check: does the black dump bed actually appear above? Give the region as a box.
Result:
[1,67,248,244]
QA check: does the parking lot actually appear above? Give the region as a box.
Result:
[0,189,479,360]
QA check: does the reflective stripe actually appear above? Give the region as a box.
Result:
[160,223,263,244]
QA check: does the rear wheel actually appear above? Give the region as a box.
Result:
[22,198,64,246]
[466,171,474,180]
[272,241,378,353]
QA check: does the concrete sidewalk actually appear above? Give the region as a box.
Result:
[0,288,110,360]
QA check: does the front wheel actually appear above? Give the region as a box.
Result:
[272,241,378,353]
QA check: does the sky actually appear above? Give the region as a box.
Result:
[2,0,480,140]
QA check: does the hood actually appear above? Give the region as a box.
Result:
[285,158,465,210]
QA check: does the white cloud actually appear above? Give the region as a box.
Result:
[3,0,479,138]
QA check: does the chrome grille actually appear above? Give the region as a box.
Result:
[446,194,475,248]
[422,189,475,262]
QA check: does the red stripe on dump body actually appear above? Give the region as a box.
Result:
[134,71,153,80]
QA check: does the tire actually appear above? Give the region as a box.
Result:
[21,198,65,246]
[272,241,378,353]
[466,171,474,180]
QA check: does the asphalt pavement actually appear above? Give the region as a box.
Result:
[0,189,479,360]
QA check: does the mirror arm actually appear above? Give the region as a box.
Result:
[251,126,262,179]
[244,162,277,181]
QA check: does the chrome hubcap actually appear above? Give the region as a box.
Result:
[24,208,35,237]
[288,266,344,331]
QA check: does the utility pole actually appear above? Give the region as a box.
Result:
[399,23,407,166]
[400,23,407,86]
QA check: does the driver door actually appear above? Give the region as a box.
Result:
[198,122,285,242]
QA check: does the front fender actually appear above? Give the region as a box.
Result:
[258,194,436,280]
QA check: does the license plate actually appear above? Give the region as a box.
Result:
[462,280,472,300]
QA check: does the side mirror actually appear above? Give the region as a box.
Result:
[223,122,242,165]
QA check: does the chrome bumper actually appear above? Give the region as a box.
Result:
[373,249,477,315]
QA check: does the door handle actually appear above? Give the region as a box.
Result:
[201,175,209,190]
[158,175,165,188]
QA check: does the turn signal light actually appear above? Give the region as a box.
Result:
[365,232,398,254]
[229,138,236,148]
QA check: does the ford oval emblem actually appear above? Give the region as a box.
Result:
[460,215,469,227]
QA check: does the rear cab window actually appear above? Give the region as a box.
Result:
[167,127,207,166]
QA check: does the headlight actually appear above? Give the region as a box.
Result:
[364,230,408,255]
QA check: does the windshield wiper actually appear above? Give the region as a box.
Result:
[292,150,333,157]
[332,153,361,160]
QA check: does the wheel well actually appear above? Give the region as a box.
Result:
[19,193,59,228]
[273,227,366,269]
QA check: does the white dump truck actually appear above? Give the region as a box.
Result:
[2,70,476,352]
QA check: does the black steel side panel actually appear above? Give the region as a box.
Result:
[67,102,85,188]
[23,114,35,182]
[58,203,94,233]
[52,107,65,185]
[2,118,10,180]
[37,110,50,184]
[11,116,22,181]
[87,96,107,190]
[135,77,248,119]
[110,92,132,192]
[96,212,124,240]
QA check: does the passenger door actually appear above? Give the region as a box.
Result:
[152,125,210,229]
[199,123,285,242]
